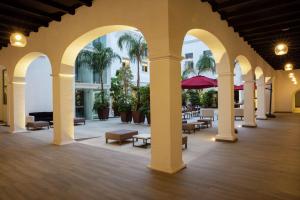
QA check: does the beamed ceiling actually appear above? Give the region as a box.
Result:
[0,0,92,48]
[0,0,299,70]
[202,0,300,70]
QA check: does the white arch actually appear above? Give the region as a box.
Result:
[255,66,264,80]
[235,55,252,77]
[186,29,229,65]
[61,25,137,67]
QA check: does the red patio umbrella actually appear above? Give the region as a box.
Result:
[181,75,217,89]
[234,84,257,91]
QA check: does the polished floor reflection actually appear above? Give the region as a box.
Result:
[0,113,299,200]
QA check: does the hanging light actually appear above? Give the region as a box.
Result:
[284,63,293,71]
[274,43,288,55]
[10,32,27,47]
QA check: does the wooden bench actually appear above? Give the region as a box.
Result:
[74,117,86,125]
[105,130,138,145]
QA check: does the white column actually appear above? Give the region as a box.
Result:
[256,77,267,120]
[242,80,257,127]
[52,70,75,145]
[215,72,237,142]
[149,55,185,174]
[12,78,26,132]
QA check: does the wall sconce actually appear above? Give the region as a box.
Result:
[275,43,288,55]
[10,32,27,47]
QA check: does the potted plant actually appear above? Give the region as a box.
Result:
[131,95,144,123]
[139,85,150,124]
[118,33,148,118]
[93,93,109,120]
[118,94,132,123]
[76,39,120,120]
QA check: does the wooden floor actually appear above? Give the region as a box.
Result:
[0,114,299,200]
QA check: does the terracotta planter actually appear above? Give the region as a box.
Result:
[120,111,132,123]
[132,111,145,123]
[97,107,109,120]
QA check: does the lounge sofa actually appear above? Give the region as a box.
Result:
[29,112,53,123]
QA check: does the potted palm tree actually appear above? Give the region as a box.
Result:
[93,93,109,120]
[118,32,148,123]
[76,40,120,120]
[196,51,216,75]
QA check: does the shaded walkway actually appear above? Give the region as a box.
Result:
[0,114,299,200]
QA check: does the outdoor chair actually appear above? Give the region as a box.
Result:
[200,109,215,121]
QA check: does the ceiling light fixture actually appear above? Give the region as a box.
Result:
[10,32,27,47]
[275,43,288,55]
[284,63,293,71]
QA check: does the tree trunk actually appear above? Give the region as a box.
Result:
[100,70,104,102]
[137,58,140,109]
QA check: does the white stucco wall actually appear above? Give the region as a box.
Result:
[25,56,53,115]
[274,69,300,112]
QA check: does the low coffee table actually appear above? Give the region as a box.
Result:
[105,129,138,145]
[133,134,151,148]
[26,121,50,130]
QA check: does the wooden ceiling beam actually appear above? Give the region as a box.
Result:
[226,0,299,19]
[230,10,300,28]
[76,0,92,7]
[35,0,76,15]
[0,1,61,21]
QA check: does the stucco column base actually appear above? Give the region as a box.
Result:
[53,139,74,145]
[217,71,237,142]
[148,163,186,174]
[257,116,267,120]
[52,71,75,146]
[215,134,238,142]
[242,123,257,128]
[149,55,185,174]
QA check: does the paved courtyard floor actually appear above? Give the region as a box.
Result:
[1,117,241,163]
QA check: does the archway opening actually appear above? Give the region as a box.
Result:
[58,25,152,155]
[180,28,235,159]
[13,52,53,136]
